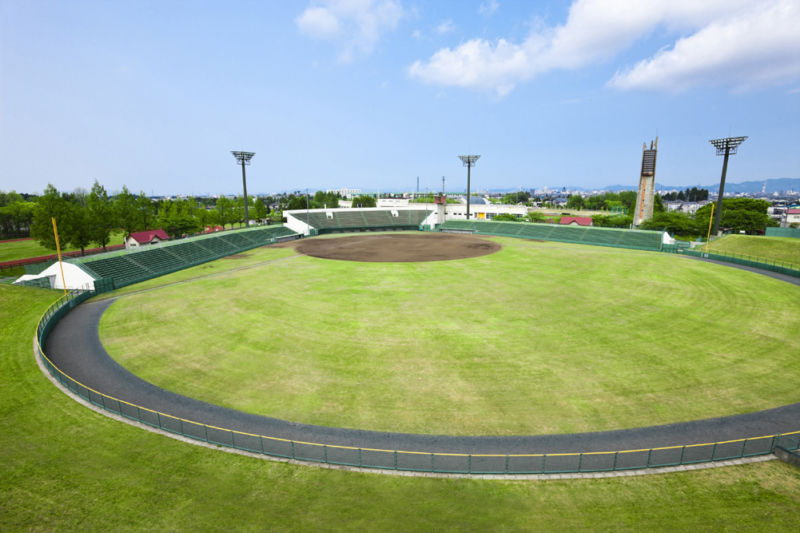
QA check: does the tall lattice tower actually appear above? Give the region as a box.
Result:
[632,138,658,227]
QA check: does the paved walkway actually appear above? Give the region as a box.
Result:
[44,254,800,458]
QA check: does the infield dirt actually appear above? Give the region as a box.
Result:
[287,232,502,262]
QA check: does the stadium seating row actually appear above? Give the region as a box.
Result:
[294,209,431,233]
[73,225,298,290]
[441,220,663,251]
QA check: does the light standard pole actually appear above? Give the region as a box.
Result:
[708,137,747,236]
[458,155,480,220]
[231,151,255,227]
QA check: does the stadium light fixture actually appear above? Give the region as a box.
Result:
[458,155,480,220]
[231,151,255,227]
[708,137,746,236]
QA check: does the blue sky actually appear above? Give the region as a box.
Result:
[1,0,798,196]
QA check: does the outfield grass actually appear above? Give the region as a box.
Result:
[703,234,800,266]
[3,284,800,530]
[99,236,800,435]
[0,231,125,263]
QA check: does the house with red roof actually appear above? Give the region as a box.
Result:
[786,208,800,227]
[559,216,593,227]
[125,229,170,249]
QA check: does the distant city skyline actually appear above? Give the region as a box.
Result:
[2,1,799,196]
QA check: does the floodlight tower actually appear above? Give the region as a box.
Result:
[458,155,480,220]
[708,136,747,236]
[231,151,255,227]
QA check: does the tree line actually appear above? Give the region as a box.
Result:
[26,182,281,255]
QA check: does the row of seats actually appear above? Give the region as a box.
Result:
[294,209,429,233]
[441,220,663,251]
[76,225,299,290]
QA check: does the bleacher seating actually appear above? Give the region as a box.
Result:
[440,220,663,251]
[73,225,299,290]
[293,209,431,234]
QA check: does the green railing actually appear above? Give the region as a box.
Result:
[35,291,800,475]
[766,227,800,239]
[669,248,800,278]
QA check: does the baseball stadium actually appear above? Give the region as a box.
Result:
[5,204,800,529]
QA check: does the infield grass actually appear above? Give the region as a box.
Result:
[3,284,800,530]
[703,234,800,267]
[99,236,800,436]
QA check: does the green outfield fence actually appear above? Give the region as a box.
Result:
[664,247,800,278]
[766,227,800,239]
[36,290,800,475]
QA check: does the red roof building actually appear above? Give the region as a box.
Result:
[559,216,593,226]
[126,229,170,249]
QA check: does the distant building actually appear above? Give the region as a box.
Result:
[786,208,800,227]
[560,216,593,227]
[125,229,169,249]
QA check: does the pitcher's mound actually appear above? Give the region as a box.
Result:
[292,233,501,262]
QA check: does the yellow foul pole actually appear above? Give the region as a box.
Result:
[704,203,715,254]
[51,217,67,296]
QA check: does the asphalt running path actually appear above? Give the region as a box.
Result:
[44,256,800,456]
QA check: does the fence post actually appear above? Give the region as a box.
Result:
[468,454,472,474]
[430,453,435,472]
[541,454,546,473]
[679,446,686,465]
[203,425,209,442]
[393,450,398,470]
[505,454,509,474]
[578,453,583,472]
[358,448,362,467]
[612,451,619,471]
[323,445,328,463]
[646,448,653,467]
[290,440,295,459]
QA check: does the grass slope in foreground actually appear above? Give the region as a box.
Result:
[3,284,800,530]
[703,234,800,267]
[100,237,800,435]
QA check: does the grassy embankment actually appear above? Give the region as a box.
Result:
[99,237,800,436]
[2,283,800,530]
[703,234,800,267]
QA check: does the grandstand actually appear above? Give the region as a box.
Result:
[18,225,299,291]
[441,220,664,251]
[286,208,432,235]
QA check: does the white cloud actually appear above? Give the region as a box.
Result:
[609,1,800,91]
[479,1,499,16]
[409,0,800,96]
[296,7,341,39]
[296,0,405,62]
[436,19,455,35]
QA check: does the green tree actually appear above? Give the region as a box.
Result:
[63,189,93,255]
[30,184,72,250]
[592,214,632,228]
[114,186,139,237]
[216,197,236,228]
[351,195,376,208]
[88,180,115,250]
[639,212,699,236]
[136,192,156,230]
[254,197,269,220]
[566,195,585,210]
[695,198,773,235]
[492,213,519,221]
